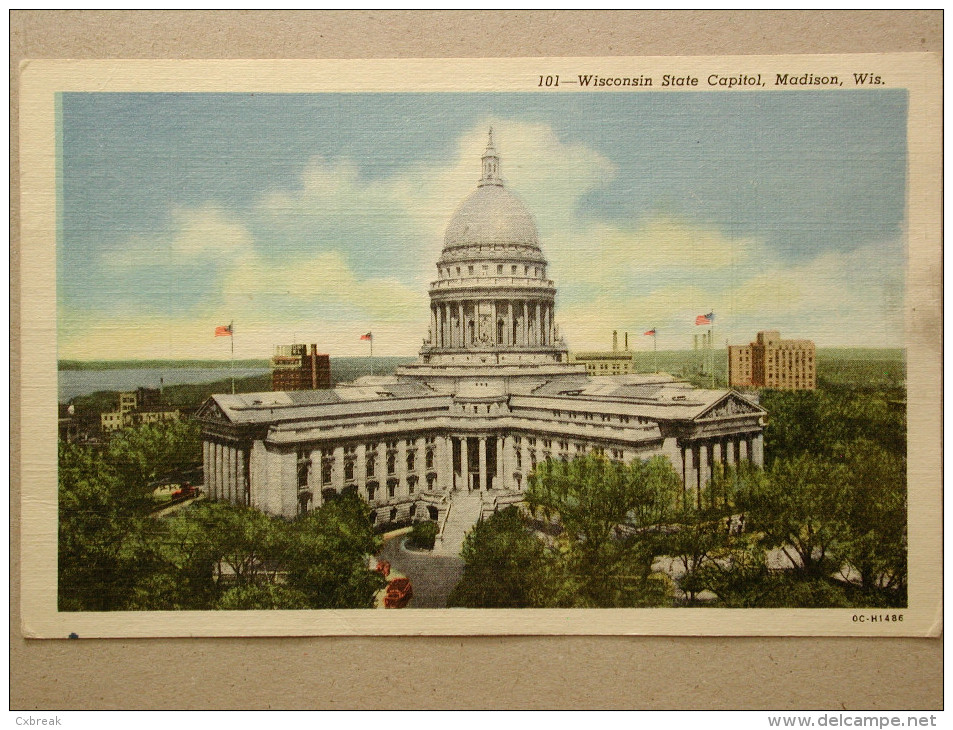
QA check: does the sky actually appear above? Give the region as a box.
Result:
[57,91,908,359]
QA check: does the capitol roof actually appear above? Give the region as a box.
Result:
[443,184,540,250]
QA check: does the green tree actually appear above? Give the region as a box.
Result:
[106,420,201,487]
[661,461,764,605]
[525,454,680,607]
[284,492,386,609]
[58,442,151,610]
[447,506,549,608]
[739,453,852,580]
[838,439,907,606]
[217,584,311,610]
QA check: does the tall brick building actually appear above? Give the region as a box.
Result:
[271,344,331,391]
[728,330,817,390]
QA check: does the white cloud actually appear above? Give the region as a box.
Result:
[70,119,904,359]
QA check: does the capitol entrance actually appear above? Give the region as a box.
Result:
[450,435,499,492]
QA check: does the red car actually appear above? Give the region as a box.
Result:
[384,578,413,609]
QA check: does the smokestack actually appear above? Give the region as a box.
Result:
[613,330,618,352]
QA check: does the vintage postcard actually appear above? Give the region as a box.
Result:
[18,55,940,637]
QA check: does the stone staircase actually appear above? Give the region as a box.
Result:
[434,490,483,556]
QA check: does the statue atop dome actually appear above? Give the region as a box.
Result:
[479,127,502,187]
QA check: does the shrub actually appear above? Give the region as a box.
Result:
[406,519,438,550]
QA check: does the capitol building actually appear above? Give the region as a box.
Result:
[197,131,767,531]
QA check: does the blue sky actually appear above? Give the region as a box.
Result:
[58,91,907,358]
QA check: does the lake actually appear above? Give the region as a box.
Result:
[58,367,270,403]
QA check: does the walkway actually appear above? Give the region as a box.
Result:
[434,490,483,556]
[377,533,464,608]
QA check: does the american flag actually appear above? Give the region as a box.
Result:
[360,332,373,341]
[695,312,714,326]
[214,324,233,337]
[644,329,656,336]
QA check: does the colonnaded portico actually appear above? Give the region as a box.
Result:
[197,130,767,535]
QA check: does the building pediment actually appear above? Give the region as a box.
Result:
[195,397,231,423]
[695,393,764,421]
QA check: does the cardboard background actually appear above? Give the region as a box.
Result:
[10,10,943,710]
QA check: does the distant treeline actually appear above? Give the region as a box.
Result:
[66,357,418,412]
[59,359,270,371]
[59,356,417,372]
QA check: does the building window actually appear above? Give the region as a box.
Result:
[388,483,396,498]
[511,265,517,274]
[497,264,503,274]
[387,454,396,475]
[322,459,332,485]
[407,450,416,471]
[344,460,355,482]
[468,265,474,275]
[516,451,522,468]
[366,485,376,501]
[366,458,375,478]
[425,449,435,470]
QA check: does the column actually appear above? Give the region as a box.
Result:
[496,436,504,488]
[508,301,514,346]
[521,301,528,346]
[458,301,465,347]
[751,434,764,467]
[309,447,323,505]
[478,437,488,491]
[542,303,550,346]
[685,443,698,499]
[502,435,515,491]
[697,442,709,499]
[442,435,454,492]
[202,441,211,496]
[444,303,451,348]
[376,442,386,496]
[215,442,224,501]
[225,445,235,503]
[332,445,345,492]
[521,440,531,484]
[397,439,408,497]
[725,438,737,466]
[237,448,247,505]
[491,300,498,345]
[711,440,722,466]
[460,437,470,491]
[739,435,749,462]
[356,443,367,494]
[535,300,543,346]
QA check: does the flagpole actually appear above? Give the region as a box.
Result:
[709,323,715,389]
[230,320,235,395]
[654,331,658,374]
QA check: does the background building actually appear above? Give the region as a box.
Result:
[100,388,179,433]
[729,330,816,390]
[271,344,331,391]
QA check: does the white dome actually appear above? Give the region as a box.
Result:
[443,184,540,250]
